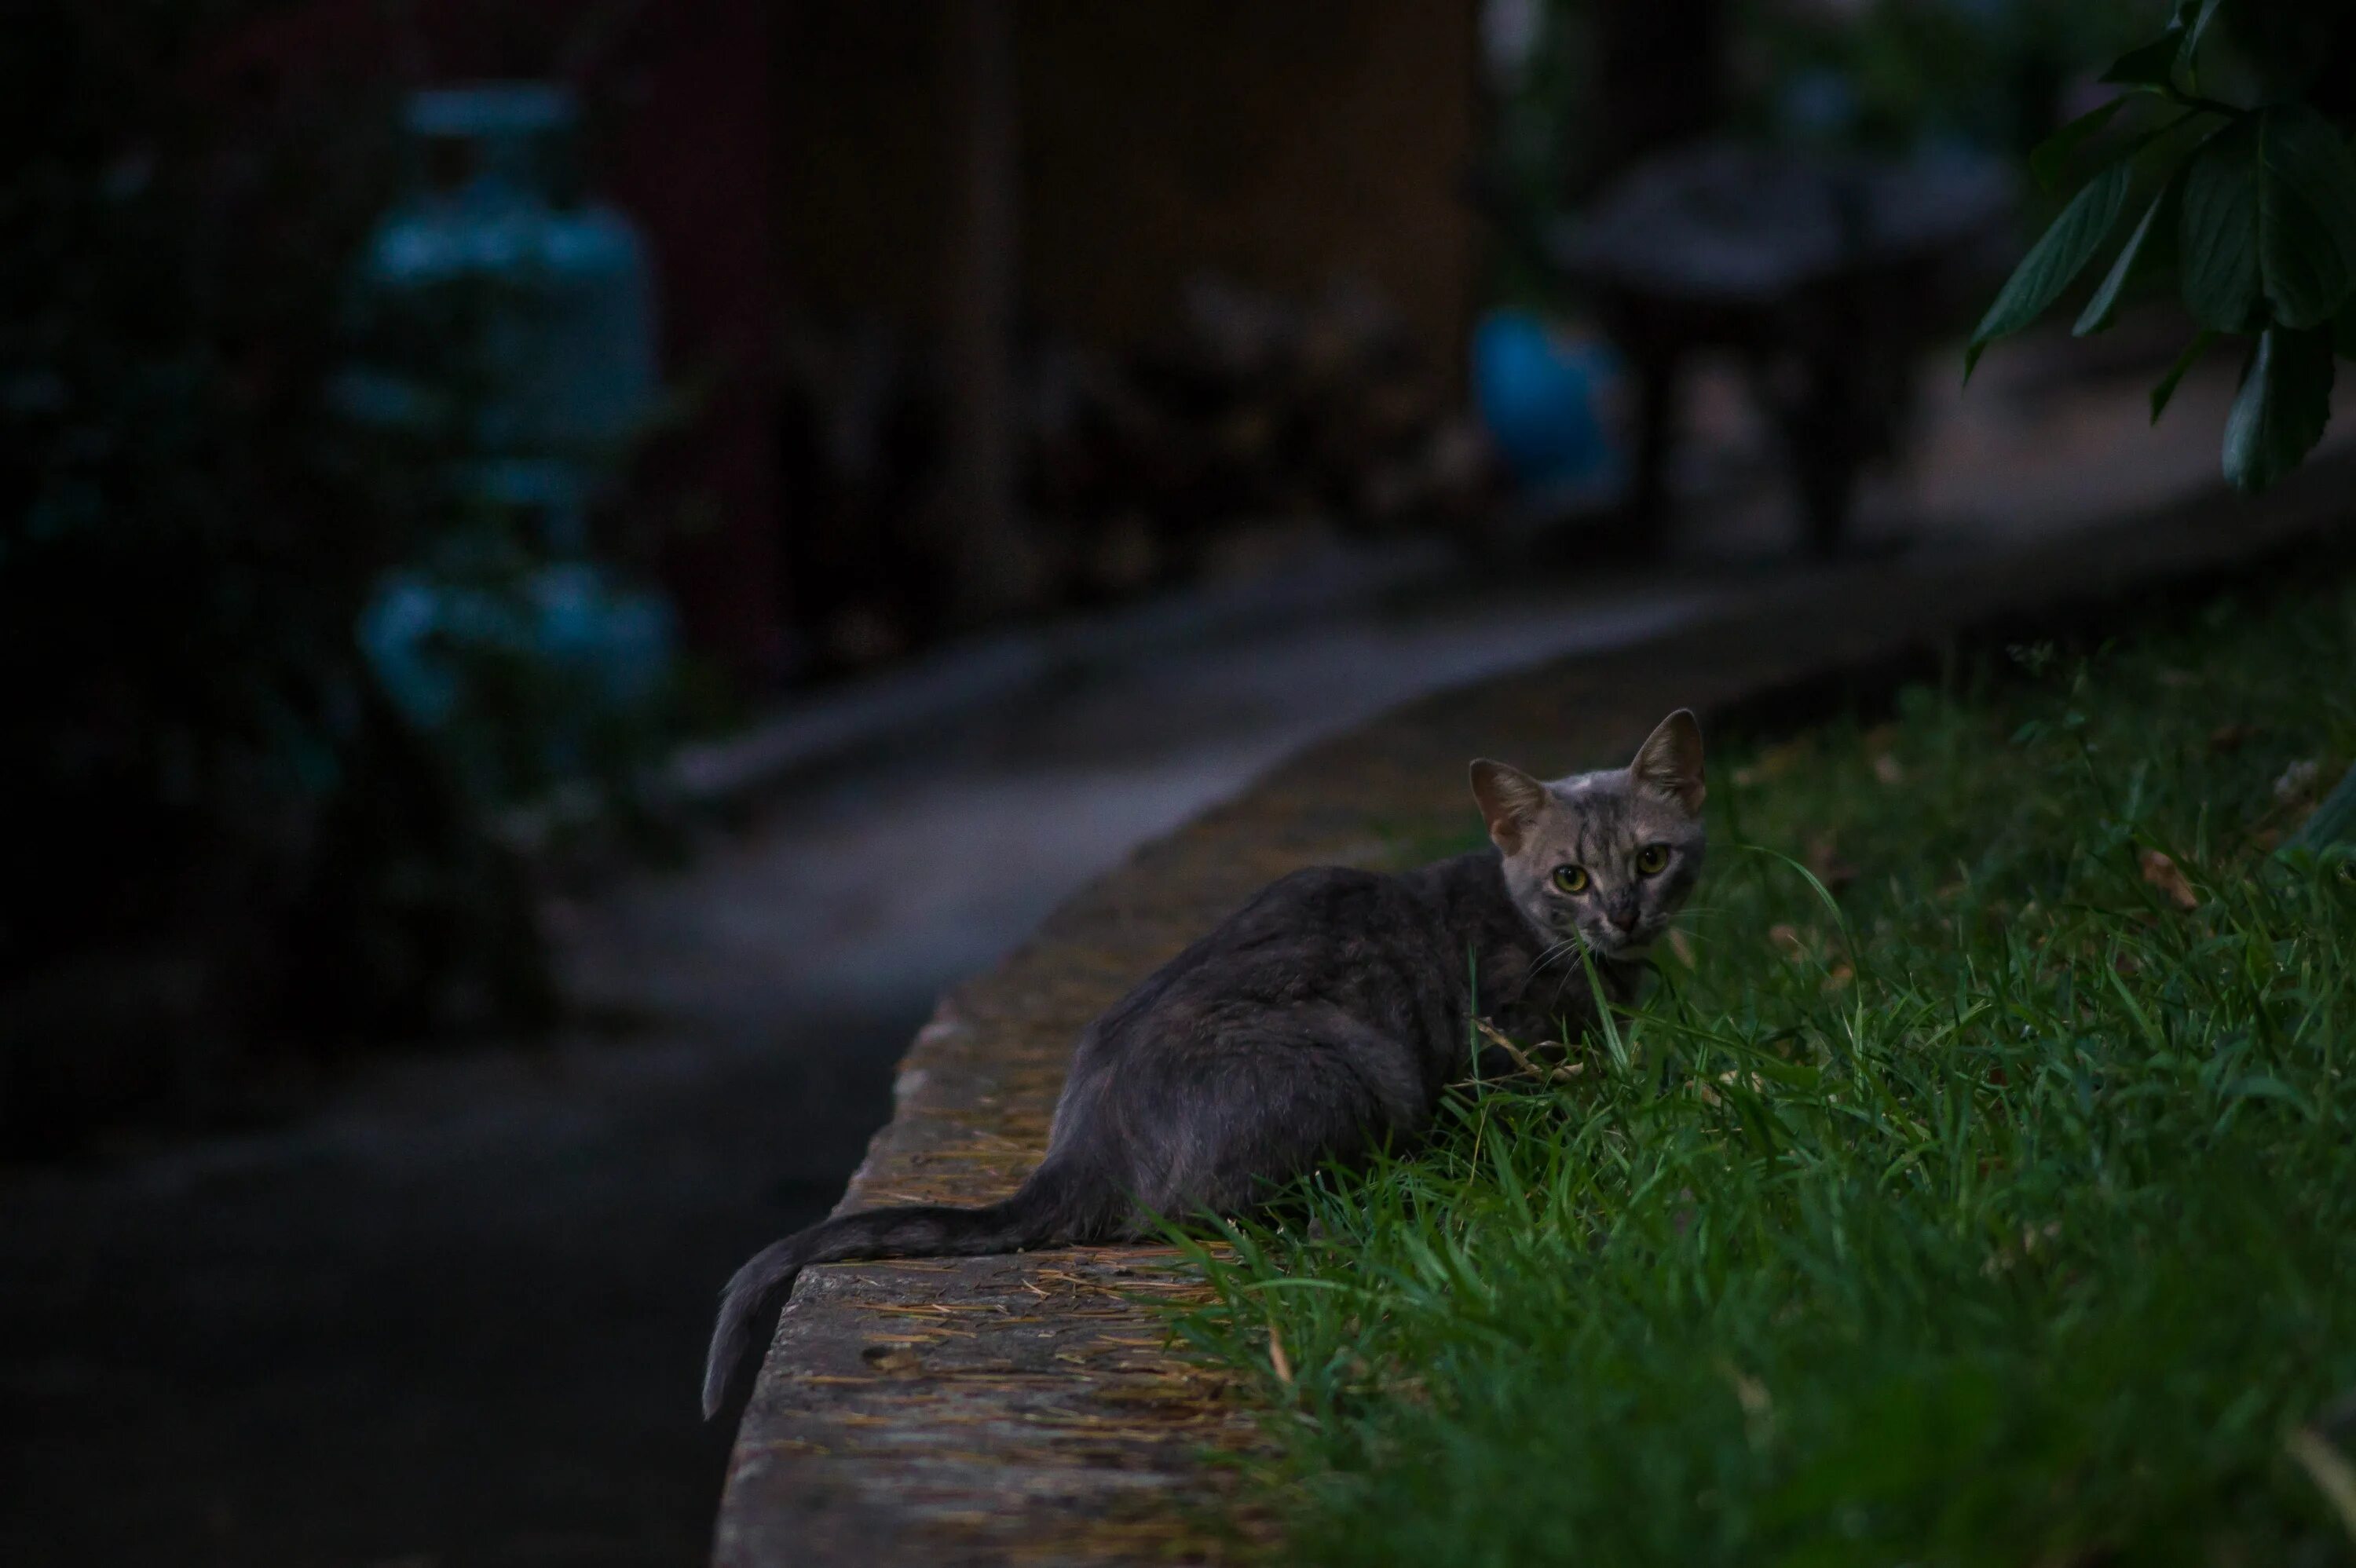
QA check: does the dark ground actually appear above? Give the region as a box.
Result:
[0,1006,909,1566]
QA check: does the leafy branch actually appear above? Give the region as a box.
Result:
[1968,0,2356,492]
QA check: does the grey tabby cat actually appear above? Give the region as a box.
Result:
[702,710,1707,1416]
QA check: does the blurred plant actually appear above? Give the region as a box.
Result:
[0,6,678,1142]
[338,82,677,813]
[1480,0,1597,305]
[1740,1,2159,155]
[1966,0,2356,493]
[1477,0,2156,305]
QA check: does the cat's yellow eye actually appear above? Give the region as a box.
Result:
[1551,864,1589,894]
[1635,844,1670,875]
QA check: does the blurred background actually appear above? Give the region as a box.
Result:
[2,1,2332,1563]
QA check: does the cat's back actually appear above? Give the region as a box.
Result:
[1110,862,1444,1012]
[1207,863,1433,953]
[1059,857,1498,1092]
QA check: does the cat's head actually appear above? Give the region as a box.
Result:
[1469,710,1707,961]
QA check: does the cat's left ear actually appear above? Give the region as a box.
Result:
[1630,709,1706,816]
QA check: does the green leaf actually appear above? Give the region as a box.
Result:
[2031,99,2127,192]
[2179,0,2226,68]
[2149,329,2215,423]
[2181,110,2356,334]
[2076,173,2182,336]
[2221,326,2334,493]
[2181,121,2260,331]
[2101,33,2185,90]
[1966,163,2135,379]
[2219,1074,2304,1108]
[2255,104,2356,329]
[2288,761,2356,852]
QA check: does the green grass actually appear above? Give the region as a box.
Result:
[1173,579,2356,1566]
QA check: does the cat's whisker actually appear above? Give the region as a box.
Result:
[1529,938,1579,971]
[1530,942,1587,980]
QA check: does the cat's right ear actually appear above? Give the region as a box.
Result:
[1630,709,1707,816]
[1469,759,1549,853]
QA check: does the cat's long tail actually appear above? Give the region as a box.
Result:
[701,1160,1081,1419]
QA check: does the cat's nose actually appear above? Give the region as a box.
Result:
[1609,907,1640,934]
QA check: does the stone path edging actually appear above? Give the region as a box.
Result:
[713,455,2353,1567]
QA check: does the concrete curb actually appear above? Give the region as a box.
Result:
[712,453,2354,1566]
